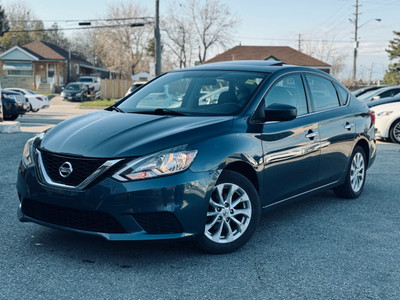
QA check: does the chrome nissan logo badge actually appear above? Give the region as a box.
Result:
[59,162,73,178]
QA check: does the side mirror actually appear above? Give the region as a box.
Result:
[265,103,297,122]
[372,95,381,100]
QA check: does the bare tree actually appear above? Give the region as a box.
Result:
[162,2,196,69]
[1,0,37,48]
[177,0,238,64]
[301,37,348,78]
[162,0,238,67]
[97,1,152,78]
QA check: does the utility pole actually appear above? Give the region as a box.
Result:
[154,0,161,76]
[0,79,3,122]
[352,0,359,81]
[298,34,302,52]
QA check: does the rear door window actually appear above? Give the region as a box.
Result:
[305,75,340,112]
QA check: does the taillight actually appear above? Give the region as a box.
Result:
[36,97,43,101]
[369,110,375,125]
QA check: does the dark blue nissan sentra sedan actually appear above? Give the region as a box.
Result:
[17,61,376,253]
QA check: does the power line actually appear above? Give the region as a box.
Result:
[10,17,154,23]
[237,36,388,43]
[6,22,153,33]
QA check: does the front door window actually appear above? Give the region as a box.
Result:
[47,64,56,83]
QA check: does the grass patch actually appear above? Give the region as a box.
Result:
[79,99,117,108]
[44,94,56,100]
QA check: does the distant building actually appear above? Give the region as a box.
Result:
[205,45,331,73]
[0,41,118,92]
[132,71,154,82]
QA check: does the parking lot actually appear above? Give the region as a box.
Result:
[1,97,400,299]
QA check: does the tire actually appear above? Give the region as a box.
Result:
[389,119,400,144]
[29,103,39,112]
[334,146,367,199]
[4,114,19,121]
[195,170,261,254]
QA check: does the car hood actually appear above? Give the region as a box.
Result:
[63,89,81,94]
[39,110,233,158]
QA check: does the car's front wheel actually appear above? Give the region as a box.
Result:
[4,114,19,121]
[389,119,400,144]
[195,170,260,254]
[334,146,366,199]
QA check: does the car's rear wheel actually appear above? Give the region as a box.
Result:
[30,104,39,112]
[334,146,366,199]
[195,170,260,254]
[389,119,400,144]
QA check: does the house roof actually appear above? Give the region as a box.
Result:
[22,41,89,64]
[205,46,330,68]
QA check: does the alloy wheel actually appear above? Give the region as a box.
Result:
[392,121,400,143]
[205,183,252,244]
[350,152,365,193]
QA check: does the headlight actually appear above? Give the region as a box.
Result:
[112,147,198,181]
[376,111,393,117]
[22,137,35,168]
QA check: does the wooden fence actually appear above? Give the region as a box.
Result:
[100,79,132,99]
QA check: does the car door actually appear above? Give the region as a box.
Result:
[304,74,356,186]
[261,74,321,205]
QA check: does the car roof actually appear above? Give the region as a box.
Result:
[2,89,20,94]
[177,60,329,75]
[375,85,400,93]
[367,94,400,108]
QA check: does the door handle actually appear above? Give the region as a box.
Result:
[344,122,354,131]
[305,131,318,139]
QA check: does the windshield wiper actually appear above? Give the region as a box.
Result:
[153,108,187,116]
[107,105,125,113]
[130,109,187,116]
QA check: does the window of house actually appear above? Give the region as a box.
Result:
[3,61,33,77]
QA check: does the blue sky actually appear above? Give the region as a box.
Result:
[2,0,399,80]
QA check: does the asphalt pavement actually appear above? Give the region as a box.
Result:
[0,97,399,299]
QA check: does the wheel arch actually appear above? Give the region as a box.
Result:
[355,138,370,166]
[222,161,260,194]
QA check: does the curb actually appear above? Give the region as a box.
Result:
[0,121,21,133]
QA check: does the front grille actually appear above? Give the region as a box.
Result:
[40,151,106,186]
[22,199,126,233]
[133,212,183,234]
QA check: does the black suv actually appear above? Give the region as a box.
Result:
[1,90,29,120]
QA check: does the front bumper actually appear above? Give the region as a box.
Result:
[374,117,391,139]
[61,93,81,101]
[17,162,214,241]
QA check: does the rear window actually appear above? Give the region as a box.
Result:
[334,83,349,106]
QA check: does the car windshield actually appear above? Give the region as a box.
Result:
[79,78,93,82]
[118,70,268,116]
[65,84,82,90]
[25,89,37,95]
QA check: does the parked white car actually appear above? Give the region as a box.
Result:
[5,88,50,112]
[369,99,400,143]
